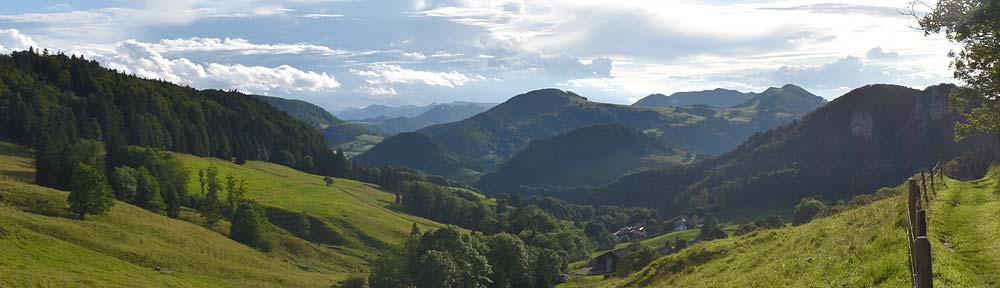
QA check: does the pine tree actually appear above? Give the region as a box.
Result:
[67,163,114,220]
[199,166,223,227]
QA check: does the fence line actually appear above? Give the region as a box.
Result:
[906,162,942,288]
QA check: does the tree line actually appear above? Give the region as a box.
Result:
[0,49,347,193]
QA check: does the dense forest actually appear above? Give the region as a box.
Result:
[0,49,351,189]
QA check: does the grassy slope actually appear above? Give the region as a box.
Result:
[564,169,1000,288]
[586,229,700,259]
[0,141,349,287]
[174,153,444,251]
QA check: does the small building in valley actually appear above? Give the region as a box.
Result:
[590,247,634,274]
[675,217,689,231]
[613,226,646,242]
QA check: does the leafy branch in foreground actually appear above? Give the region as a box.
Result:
[920,0,1000,140]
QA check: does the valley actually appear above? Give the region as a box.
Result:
[2,1,999,287]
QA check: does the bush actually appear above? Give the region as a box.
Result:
[849,194,876,207]
[340,275,367,288]
[792,197,828,225]
[230,200,272,250]
[615,245,658,277]
[874,186,902,199]
[734,222,759,236]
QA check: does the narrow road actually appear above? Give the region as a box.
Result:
[929,172,1000,287]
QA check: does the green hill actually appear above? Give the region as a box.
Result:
[563,169,1000,287]
[254,95,344,129]
[586,84,1000,218]
[352,132,472,178]
[0,50,339,176]
[0,138,450,287]
[174,152,445,250]
[476,124,696,191]
[252,94,387,156]
[0,141,358,287]
[358,87,824,180]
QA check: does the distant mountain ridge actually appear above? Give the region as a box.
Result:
[337,104,432,120]
[579,84,999,218]
[252,95,386,156]
[352,101,496,134]
[356,85,825,180]
[633,88,756,108]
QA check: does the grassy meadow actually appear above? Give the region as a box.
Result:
[0,141,361,287]
[174,153,444,251]
[561,169,1000,288]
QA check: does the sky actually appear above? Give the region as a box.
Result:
[0,0,957,111]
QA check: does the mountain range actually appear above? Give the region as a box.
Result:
[355,85,826,181]
[632,88,756,108]
[575,84,1000,218]
[351,101,496,134]
[253,95,386,156]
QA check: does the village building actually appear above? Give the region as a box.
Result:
[613,226,646,242]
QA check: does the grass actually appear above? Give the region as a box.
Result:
[173,153,444,251]
[562,169,1000,288]
[587,229,700,259]
[0,141,359,287]
[925,169,1000,287]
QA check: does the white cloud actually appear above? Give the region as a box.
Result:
[96,39,340,95]
[0,28,37,53]
[558,77,622,91]
[299,13,344,19]
[150,37,352,56]
[865,47,899,60]
[353,63,474,88]
[351,63,476,96]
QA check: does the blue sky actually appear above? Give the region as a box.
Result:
[0,0,955,111]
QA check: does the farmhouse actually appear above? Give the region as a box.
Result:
[613,226,646,242]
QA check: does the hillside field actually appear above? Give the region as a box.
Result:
[0,141,355,287]
[173,153,444,251]
[562,169,1000,287]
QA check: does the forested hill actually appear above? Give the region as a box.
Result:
[357,86,825,180]
[476,124,697,191]
[254,95,343,128]
[584,84,1000,217]
[0,50,341,178]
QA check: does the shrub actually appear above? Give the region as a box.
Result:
[340,275,367,288]
[792,197,828,225]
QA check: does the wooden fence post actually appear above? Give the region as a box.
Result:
[908,178,918,238]
[916,210,927,237]
[914,236,934,288]
[921,171,930,207]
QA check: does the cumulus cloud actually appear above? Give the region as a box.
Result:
[97,39,340,94]
[299,13,344,19]
[865,47,899,60]
[150,37,352,56]
[750,48,950,92]
[0,28,36,53]
[351,63,476,95]
[558,77,622,91]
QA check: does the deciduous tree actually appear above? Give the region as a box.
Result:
[68,163,114,220]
